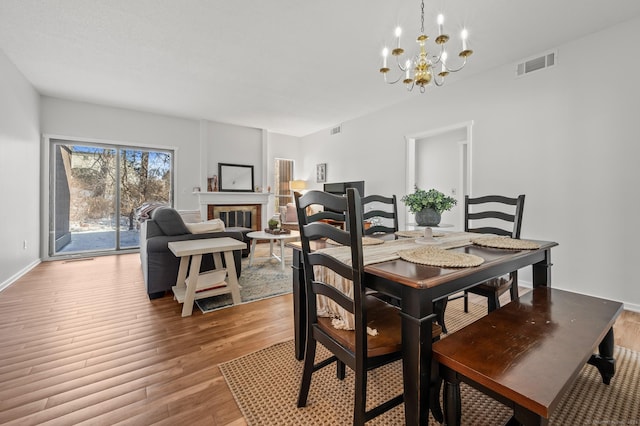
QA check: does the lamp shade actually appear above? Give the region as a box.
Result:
[289,180,307,191]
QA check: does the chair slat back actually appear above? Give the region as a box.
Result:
[362,194,399,235]
[465,194,525,238]
[295,188,366,334]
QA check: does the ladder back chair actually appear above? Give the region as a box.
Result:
[437,194,525,333]
[361,194,399,235]
[295,188,443,425]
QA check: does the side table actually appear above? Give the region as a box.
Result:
[247,230,300,270]
[168,237,246,317]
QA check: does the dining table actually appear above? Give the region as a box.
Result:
[288,231,558,426]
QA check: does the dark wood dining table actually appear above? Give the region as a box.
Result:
[288,235,558,426]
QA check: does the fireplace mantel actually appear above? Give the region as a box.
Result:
[194,191,271,229]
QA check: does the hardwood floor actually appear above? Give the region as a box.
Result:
[0,249,638,425]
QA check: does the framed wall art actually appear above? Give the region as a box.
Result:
[316,163,326,183]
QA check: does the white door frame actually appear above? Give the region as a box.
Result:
[404,121,473,230]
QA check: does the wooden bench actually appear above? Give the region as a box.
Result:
[432,287,623,426]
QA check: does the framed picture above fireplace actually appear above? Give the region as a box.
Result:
[218,163,255,192]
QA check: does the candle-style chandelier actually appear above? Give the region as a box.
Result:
[379,0,473,93]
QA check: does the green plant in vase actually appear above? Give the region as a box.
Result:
[401,186,457,226]
[268,218,280,230]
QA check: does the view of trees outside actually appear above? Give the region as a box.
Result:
[54,143,172,253]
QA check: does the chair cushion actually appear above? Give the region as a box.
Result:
[185,219,226,234]
[316,295,442,358]
[151,208,190,236]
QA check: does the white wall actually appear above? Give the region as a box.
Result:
[0,50,41,288]
[300,17,640,310]
[206,121,264,192]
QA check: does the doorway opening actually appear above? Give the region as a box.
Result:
[405,121,472,230]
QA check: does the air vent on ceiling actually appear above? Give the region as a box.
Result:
[516,50,557,77]
[330,124,342,135]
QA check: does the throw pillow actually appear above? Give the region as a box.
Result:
[185,219,226,234]
[285,203,298,223]
[152,207,190,236]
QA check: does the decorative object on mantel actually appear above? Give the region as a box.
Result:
[379,0,473,93]
[207,175,218,192]
[401,186,457,226]
[316,163,326,183]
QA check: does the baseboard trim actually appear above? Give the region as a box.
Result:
[0,259,41,292]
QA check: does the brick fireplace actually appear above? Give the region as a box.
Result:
[195,191,270,232]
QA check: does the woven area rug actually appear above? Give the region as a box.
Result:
[220,299,640,425]
[195,256,292,313]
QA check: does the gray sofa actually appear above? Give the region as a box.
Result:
[140,207,247,299]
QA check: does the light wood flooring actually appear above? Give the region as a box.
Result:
[0,246,638,425]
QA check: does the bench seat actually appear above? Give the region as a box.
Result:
[433,287,623,426]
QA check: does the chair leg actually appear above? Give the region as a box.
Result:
[434,299,448,334]
[463,291,469,313]
[430,356,444,424]
[353,363,367,426]
[336,360,346,380]
[297,338,317,407]
[487,293,500,313]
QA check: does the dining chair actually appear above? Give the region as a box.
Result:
[437,194,525,332]
[361,194,398,235]
[295,188,443,425]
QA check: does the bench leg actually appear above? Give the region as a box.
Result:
[587,327,616,384]
[441,366,461,426]
[512,405,548,426]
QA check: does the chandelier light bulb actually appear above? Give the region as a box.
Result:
[461,28,468,51]
[382,47,389,68]
[437,14,444,35]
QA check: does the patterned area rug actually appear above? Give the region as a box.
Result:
[220,299,640,425]
[195,256,293,313]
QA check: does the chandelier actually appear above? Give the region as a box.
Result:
[379,0,473,93]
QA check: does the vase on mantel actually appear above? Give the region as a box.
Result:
[415,208,441,226]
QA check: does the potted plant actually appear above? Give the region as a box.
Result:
[268,217,280,230]
[401,186,457,226]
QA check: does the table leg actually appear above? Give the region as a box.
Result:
[401,304,436,425]
[224,250,242,305]
[269,239,274,258]
[532,248,553,287]
[181,254,202,317]
[588,327,616,384]
[279,239,286,270]
[175,256,189,289]
[249,238,257,266]
[213,252,223,270]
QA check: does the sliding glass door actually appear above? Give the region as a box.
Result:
[50,140,173,256]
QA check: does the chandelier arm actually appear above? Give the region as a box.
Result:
[442,57,468,73]
[433,75,446,86]
[383,73,405,85]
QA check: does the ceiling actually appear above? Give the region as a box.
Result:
[2,1,640,137]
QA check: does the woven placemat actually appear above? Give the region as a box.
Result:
[398,246,484,268]
[471,236,540,250]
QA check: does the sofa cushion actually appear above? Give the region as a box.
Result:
[152,207,190,236]
[185,219,226,234]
